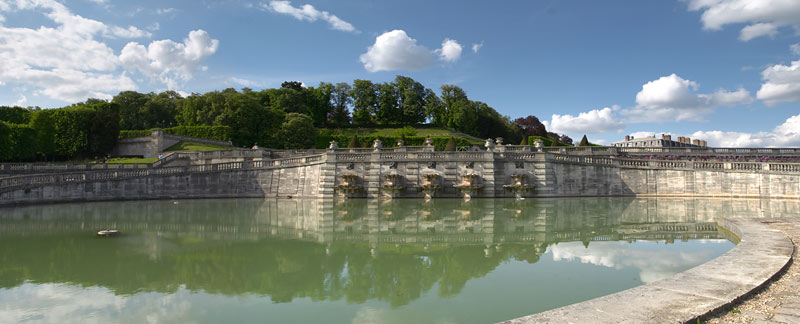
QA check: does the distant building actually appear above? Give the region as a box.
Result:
[611,134,708,148]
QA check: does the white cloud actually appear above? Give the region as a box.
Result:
[120,30,219,90]
[0,0,143,102]
[792,43,800,56]
[359,30,463,72]
[756,60,800,105]
[544,106,626,135]
[687,0,800,41]
[738,22,778,41]
[623,74,753,122]
[12,94,26,106]
[263,1,356,33]
[436,38,462,63]
[472,42,483,53]
[692,113,800,147]
[360,30,434,72]
[156,8,176,15]
[550,241,724,284]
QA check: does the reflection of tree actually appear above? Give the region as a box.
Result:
[0,235,538,308]
[0,196,726,308]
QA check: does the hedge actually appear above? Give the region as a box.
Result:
[316,135,472,151]
[528,136,572,147]
[119,126,232,142]
[119,130,152,139]
[0,122,37,161]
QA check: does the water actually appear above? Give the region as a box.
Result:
[0,198,735,324]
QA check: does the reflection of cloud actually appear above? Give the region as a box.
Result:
[0,282,198,323]
[549,241,723,283]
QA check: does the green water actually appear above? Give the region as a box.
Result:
[0,198,734,324]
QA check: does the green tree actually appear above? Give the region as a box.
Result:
[376,82,399,124]
[444,137,457,151]
[578,135,590,146]
[279,113,317,149]
[329,82,352,126]
[87,102,121,156]
[348,134,361,148]
[394,75,428,124]
[350,79,378,126]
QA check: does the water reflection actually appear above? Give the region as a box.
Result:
[0,197,747,323]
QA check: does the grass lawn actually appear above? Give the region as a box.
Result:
[164,141,232,152]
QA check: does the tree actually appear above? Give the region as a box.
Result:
[113,91,150,129]
[444,137,457,151]
[394,75,428,124]
[578,135,590,146]
[329,82,352,126]
[278,113,316,149]
[559,135,574,145]
[350,80,378,126]
[514,115,547,137]
[348,134,361,148]
[304,84,333,127]
[520,136,528,145]
[376,82,399,124]
[281,81,303,91]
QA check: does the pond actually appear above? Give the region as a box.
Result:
[0,198,736,324]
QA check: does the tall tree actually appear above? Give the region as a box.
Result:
[329,82,352,127]
[350,79,378,126]
[578,135,590,146]
[376,82,399,124]
[514,115,547,137]
[394,75,428,124]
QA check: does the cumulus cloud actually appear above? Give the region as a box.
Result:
[436,38,462,63]
[0,0,146,101]
[691,113,800,147]
[120,30,219,90]
[359,30,463,72]
[687,0,800,41]
[550,241,725,284]
[738,22,778,41]
[623,74,753,122]
[756,60,800,106]
[792,43,800,56]
[263,1,357,33]
[544,106,626,135]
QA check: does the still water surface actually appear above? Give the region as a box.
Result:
[0,198,734,323]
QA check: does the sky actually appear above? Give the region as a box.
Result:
[1,0,799,147]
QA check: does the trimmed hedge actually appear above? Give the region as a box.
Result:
[0,122,37,161]
[164,126,231,142]
[119,130,151,139]
[316,135,472,151]
[528,136,572,147]
[119,126,232,142]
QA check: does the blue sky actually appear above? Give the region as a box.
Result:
[1,0,800,147]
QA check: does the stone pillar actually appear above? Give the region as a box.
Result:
[366,150,382,198]
[319,152,337,198]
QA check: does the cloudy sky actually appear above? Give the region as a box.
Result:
[1,0,799,147]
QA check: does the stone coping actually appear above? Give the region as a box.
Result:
[500,218,794,324]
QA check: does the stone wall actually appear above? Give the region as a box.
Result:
[112,129,233,158]
[5,145,800,206]
[0,162,323,207]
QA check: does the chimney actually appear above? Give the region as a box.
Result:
[692,139,700,146]
[685,137,691,145]
[625,135,630,141]
[662,134,672,141]
[701,140,707,147]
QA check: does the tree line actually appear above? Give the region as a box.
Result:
[0,75,575,161]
